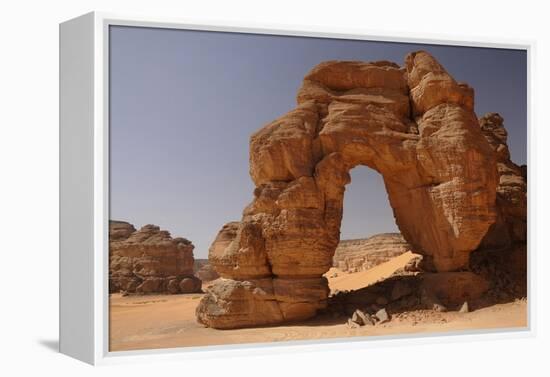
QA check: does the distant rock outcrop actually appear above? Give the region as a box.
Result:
[110,220,136,241]
[194,259,220,282]
[333,233,412,273]
[109,221,201,294]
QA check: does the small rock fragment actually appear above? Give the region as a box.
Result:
[347,318,360,329]
[459,301,469,313]
[351,311,361,325]
[375,308,390,324]
[352,309,374,326]
[404,256,423,272]
[433,303,447,312]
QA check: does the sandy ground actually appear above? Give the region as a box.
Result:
[109,253,527,352]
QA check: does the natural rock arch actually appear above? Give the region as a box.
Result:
[196,51,500,329]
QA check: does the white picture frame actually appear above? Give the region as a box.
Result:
[59,11,534,365]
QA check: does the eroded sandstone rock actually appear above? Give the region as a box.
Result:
[195,278,283,329]
[109,221,201,294]
[328,272,489,318]
[478,113,527,248]
[333,233,412,273]
[109,220,136,241]
[419,272,489,306]
[194,260,220,282]
[197,51,501,329]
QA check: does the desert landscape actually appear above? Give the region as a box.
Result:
[109,50,527,351]
[110,245,526,351]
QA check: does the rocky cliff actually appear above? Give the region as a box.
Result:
[333,233,412,273]
[109,221,201,294]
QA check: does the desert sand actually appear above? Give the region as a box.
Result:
[109,252,527,352]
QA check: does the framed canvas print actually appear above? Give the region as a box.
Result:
[59,12,531,365]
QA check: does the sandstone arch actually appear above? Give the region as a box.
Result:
[196,51,500,329]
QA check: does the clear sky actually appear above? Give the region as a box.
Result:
[109,26,527,258]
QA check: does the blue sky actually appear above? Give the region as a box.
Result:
[109,26,527,258]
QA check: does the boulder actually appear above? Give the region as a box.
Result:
[352,309,374,326]
[374,308,390,324]
[196,278,284,329]
[167,279,180,294]
[179,276,202,293]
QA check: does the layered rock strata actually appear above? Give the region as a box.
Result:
[197,51,502,329]
[333,233,412,273]
[478,113,527,248]
[109,221,201,294]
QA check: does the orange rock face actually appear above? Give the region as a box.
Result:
[109,221,201,294]
[478,113,527,248]
[196,51,504,329]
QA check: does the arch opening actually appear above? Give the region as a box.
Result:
[330,166,412,279]
[340,166,399,241]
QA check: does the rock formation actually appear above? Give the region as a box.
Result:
[333,233,412,273]
[110,220,136,241]
[328,271,490,320]
[194,259,220,282]
[109,221,201,294]
[478,113,527,248]
[469,113,528,299]
[196,51,518,329]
